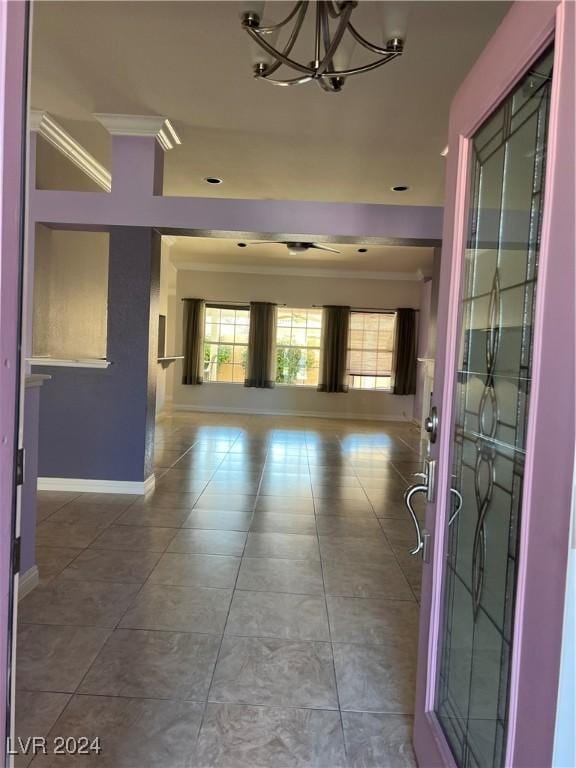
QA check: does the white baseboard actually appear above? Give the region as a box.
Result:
[18,566,39,600]
[38,474,156,495]
[173,404,410,422]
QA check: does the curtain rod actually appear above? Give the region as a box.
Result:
[181,300,417,312]
[312,305,419,313]
[181,299,287,307]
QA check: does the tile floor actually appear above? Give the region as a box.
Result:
[16,412,426,767]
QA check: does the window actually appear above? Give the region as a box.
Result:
[348,311,396,390]
[203,305,250,383]
[276,308,322,386]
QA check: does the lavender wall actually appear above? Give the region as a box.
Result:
[20,379,44,575]
[36,227,160,482]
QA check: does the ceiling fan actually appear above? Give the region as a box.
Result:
[249,241,341,256]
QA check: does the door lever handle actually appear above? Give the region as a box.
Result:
[448,487,463,526]
[403,483,428,556]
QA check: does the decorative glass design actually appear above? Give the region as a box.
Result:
[436,49,554,768]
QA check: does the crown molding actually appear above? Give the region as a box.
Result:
[94,113,181,151]
[172,260,423,281]
[30,110,112,192]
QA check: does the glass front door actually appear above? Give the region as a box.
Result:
[435,49,554,768]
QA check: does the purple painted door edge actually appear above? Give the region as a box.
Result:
[413,2,575,767]
[0,0,27,761]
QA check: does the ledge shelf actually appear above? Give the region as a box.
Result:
[158,355,184,370]
[28,357,112,369]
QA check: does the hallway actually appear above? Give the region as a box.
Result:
[16,413,424,767]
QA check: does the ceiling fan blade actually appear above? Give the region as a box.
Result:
[249,241,284,246]
[311,244,342,254]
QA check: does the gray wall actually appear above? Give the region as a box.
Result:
[33,226,109,359]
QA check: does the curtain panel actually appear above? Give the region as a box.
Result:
[393,307,417,395]
[245,302,277,388]
[318,305,350,393]
[182,298,205,385]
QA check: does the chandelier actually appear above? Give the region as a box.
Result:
[240,1,407,93]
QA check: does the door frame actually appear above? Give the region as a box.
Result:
[0,0,28,763]
[414,2,575,766]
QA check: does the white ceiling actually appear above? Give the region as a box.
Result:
[167,236,434,277]
[30,1,510,206]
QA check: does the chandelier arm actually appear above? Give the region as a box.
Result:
[261,2,310,77]
[346,21,394,55]
[258,74,314,86]
[257,1,307,33]
[325,0,350,19]
[316,2,354,76]
[246,26,315,76]
[314,2,322,64]
[319,52,400,78]
[320,3,333,70]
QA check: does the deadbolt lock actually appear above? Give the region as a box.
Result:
[425,406,439,444]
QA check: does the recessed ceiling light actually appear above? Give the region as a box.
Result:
[237,242,247,247]
[391,185,409,192]
[358,248,368,253]
[203,176,223,184]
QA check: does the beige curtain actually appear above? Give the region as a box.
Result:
[182,298,205,385]
[318,306,350,393]
[245,302,277,388]
[393,308,417,395]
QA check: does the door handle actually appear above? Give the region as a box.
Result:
[403,483,429,558]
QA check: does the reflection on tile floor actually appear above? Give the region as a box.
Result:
[17,412,425,767]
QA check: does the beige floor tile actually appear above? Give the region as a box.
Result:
[148,553,240,588]
[342,712,417,767]
[326,595,419,646]
[116,505,191,527]
[60,548,161,584]
[33,695,204,767]
[90,525,177,552]
[226,590,330,641]
[19,579,140,628]
[323,558,414,601]
[36,522,102,549]
[196,703,347,768]
[182,509,253,531]
[237,557,324,595]
[209,636,338,709]
[319,535,393,563]
[17,624,110,692]
[14,691,71,768]
[120,583,233,633]
[244,532,320,560]
[168,529,247,556]
[249,513,317,535]
[80,629,220,700]
[35,547,82,583]
[333,642,417,713]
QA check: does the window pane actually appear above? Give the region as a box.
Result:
[291,328,307,346]
[348,312,396,389]
[203,306,250,383]
[235,325,249,344]
[275,308,322,386]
